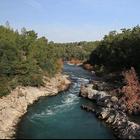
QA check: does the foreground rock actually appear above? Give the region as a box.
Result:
[80,84,140,139]
[0,74,71,139]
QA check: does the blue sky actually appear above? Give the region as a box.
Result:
[0,0,140,42]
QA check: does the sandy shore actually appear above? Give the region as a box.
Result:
[0,74,71,139]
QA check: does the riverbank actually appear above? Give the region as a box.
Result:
[80,83,140,139]
[67,59,83,66]
[0,74,71,139]
[16,64,114,139]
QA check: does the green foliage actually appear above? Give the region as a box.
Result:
[53,41,99,61]
[3,22,140,98]
[0,76,18,96]
[89,25,140,75]
[0,24,62,97]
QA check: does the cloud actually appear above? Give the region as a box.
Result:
[24,0,43,11]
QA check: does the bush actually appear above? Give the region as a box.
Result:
[0,76,19,97]
[94,65,107,76]
[121,67,140,110]
[89,26,140,75]
[19,74,44,87]
[0,25,65,97]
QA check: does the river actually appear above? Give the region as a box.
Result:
[16,64,115,139]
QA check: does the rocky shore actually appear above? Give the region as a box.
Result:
[67,59,83,66]
[0,74,71,139]
[80,83,140,139]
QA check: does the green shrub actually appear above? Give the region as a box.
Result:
[0,25,65,97]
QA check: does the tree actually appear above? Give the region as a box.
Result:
[5,21,10,29]
[0,25,65,97]
[121,67,140,111]
[88,25,140,75]
[21,27,26,35]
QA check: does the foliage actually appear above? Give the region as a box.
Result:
[3,22,140,100]
[0,23,99,97]
[54,41,99,61]
[121,67,140,111]
[89,26,140,74]
[0,24,62,97]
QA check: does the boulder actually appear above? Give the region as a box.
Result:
[106,114,115,124]
[106,102,112,108]
[80,83,140,139]
[80,84,109,101]
[119,104,127,112]
[111,96,118,103]
[98,108,111,120]
[81,105,95,112]
[96,91,109,101]
[80,84,96,99]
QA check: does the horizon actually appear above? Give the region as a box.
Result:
[1,0,140,43]
[1,21,139,44]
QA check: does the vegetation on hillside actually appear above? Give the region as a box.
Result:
[0,24,63,97]
[0,23,98,97]
[54,41,99,61]
[121,67,140,113]
[1,22,140,101]
[86,26,140,114]
[88,25,140,75]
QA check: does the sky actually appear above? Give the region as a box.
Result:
[0,0,140,43]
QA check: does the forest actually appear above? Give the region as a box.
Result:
[0,24,98,97]
[0,24,62,97]
[1,23,140,97]
[88,25,140,76]
[54,41,99,61]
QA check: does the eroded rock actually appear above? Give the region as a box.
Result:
[0,74,71,139]
[80,83,140,139]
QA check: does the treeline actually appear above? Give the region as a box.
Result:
[3,23,140,97]
[0,25,62,97]
[54,41,99,61]
[88,25,140,75]
[0,23,98,97]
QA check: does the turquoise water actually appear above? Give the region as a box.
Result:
[16,64,115,139]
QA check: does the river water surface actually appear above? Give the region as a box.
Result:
[16,64,115,139]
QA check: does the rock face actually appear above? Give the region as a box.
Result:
[81,105,95,112]
[80,84,110,101]
[0,74,71,139]
[80,84,140,139]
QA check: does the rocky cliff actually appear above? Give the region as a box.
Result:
[0,74,71,139]
[80,83,140,139]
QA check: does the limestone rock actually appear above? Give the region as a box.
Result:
[80,83,140,139]
[98,108,111,120]
[111,96,118,103]
[0,74,71,139]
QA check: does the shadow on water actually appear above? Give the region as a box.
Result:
[16,64,115,139]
